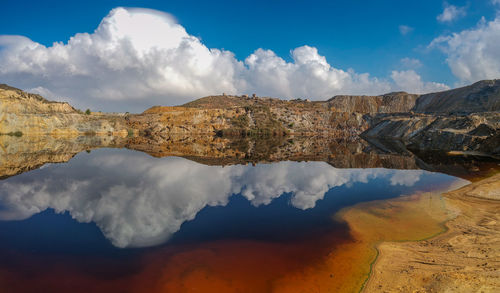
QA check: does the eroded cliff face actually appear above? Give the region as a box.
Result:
[327,92,419,114]
[360,80,500,156]
[1,80,499,157]
[0,84,129,136]
[363,112,500,155]
[128,106,240,136]
[413,79,500,114]
[134,95,374,138]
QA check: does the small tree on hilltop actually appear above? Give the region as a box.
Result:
[85,109,91,115]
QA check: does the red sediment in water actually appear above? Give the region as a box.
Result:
[0,228,353,293]
[0,182,464,293]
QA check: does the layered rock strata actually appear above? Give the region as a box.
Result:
[1,79,499,156]
[0,84,128,136]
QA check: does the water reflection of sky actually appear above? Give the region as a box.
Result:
[0,149,463,249]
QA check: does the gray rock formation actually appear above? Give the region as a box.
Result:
[413,79,500,114]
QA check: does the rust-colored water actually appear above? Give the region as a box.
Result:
[0,230,354,293]
[0,188,460,293]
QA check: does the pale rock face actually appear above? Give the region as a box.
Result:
[0,84,128,136]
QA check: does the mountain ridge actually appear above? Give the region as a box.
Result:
[1,79,499,156]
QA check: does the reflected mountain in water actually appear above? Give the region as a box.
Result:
[0,135,497,248]
[1,134,498,180]
[0,148,431,248]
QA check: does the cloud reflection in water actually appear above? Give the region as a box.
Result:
[0,149,424,248]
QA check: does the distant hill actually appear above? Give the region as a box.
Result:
[1,79,499,156]
[413,79,500,114]
[180,79,500,115]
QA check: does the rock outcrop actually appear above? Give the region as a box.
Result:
[137,96,369,138]
[413,79,500,114]
[361,80,500,156]
[0,84,128,136]
[1,79,499,156]
[327,92,419,114]
[363,112,500,156]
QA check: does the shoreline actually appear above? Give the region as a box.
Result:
[361,173,500,292]
[335,180,466,293]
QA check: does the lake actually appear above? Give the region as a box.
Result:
[0,144,483,292]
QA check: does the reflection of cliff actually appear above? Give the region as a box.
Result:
[0,135,126,179]
[1,134,498,181]
[0,149,442,248]
[0,134,496,248]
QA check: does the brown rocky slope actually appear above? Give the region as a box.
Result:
[0,84,128,136]
[1,80,499,156]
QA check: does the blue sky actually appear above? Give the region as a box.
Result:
[1,0,500,111]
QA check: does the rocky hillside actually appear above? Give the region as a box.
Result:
[0,84,128,136]
[132,95,371,138]
[362,112,500,155]
[176,92,417,136]
[327,92,419,113]
[358,79,500,156]
[1,79,499,156]
[413,79,500,114]
[0,84,77,114]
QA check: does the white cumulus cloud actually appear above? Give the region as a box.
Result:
[430,16,500,83]
[391,70,450,93]
[0,7,447,111]
[437,4,466,23]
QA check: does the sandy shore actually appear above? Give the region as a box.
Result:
[363,173,500,292]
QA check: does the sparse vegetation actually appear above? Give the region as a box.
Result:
[85,109,91,115]
[231,114,249,128]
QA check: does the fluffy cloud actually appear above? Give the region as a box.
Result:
[242,46,392,100]
[437,4,466,23]
[391,70,449,93]
[0,7,445,111]
[0,8,244,110]
[430,16,500,83]
[0,150,428,248]
[389,170,424,186]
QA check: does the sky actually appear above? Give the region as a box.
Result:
[1,0,500,112]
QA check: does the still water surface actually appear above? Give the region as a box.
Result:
[0,148,463,292]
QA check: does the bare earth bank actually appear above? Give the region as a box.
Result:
[363,173,500,292]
